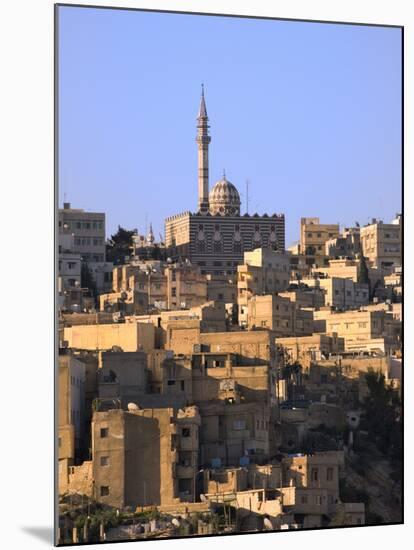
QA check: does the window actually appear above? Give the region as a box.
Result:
[311,468,318,481]
[100,456,109,467]
[171,288,177,297]
[100,486,110,496]
[327,467,334,481]
[301,495,308,504]
[261,320,267,327]
[100,427,108,438]
[233,419,246,430]
[182,428,191,437]
[178,478,192,494]
[180,380,185,391]
[167,380,175,386]
[58,437,62,448]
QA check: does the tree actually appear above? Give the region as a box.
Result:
[360,369,402,460]
[106,226,135,265]
[81,262,97,299]
[358,254,369,285]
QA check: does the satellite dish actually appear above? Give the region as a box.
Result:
[263,518,273,530]
[127,403,139,411]
[171,518,180,527]
[200,494,206,502]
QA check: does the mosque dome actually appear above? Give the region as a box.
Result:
[209,173,241,216]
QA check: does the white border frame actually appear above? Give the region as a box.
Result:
[0,1,411,549]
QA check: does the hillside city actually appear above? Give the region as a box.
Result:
[57,91,402,544]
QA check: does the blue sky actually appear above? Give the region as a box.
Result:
[58,6,402,246]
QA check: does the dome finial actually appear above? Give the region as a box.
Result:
[223,168,226,179]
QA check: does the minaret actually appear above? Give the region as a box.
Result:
[196,84,211,213]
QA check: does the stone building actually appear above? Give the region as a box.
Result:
[63,320,155,352]
[247,294,314,336]
[360,216,402,269]
[165,88,285,275]
[190,352,276,406]
[91,406,201,509]
[300,276,369,309]
[325,226,361,258]
[97,351,149,409]
[107,261,208,313]
[279,286,325,310]
[276,334,345,370]
[313,308,401,353]
[198,401,272,468]
[59,202,106,263]
[237,248,291,325]
[299,217,340,259]
[58,353,86,493]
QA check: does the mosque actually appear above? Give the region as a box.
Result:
[165,87,285,276]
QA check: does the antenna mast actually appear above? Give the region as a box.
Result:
[246,179,250,214]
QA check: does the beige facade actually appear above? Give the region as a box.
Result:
[199,330,277,368]
[58,354,86,461]
[198,401,272,467]
[313,309,401,352]
[165,263,208,309]
[191,353,275,406]
[279,287,325,309]
[300,217,340,257]
[283,451,344,498]
[63,321,155,352]
[301,276,369,309]
[97,351,148,408]
[276,333,344,370]
[313,258,383,289]
[91,406,201,508]
[360,217,402,268]
[110,261,208,312]
[206,274,237,303]
[237,248,291,324]
[247,294,314,336]
[325,227,361,258]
